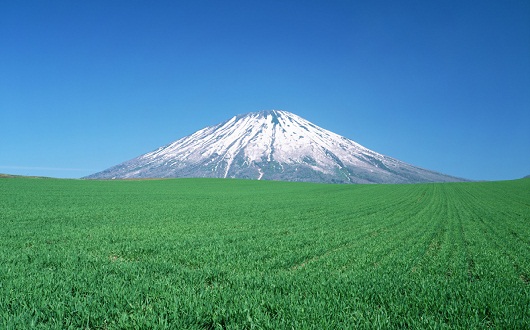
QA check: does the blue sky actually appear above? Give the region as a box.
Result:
[1,0,529,181]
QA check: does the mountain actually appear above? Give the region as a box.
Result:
[85,110,465,183]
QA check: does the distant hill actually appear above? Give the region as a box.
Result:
[0,173,24,178]
[0,173,50,179]
[85,110,467,184]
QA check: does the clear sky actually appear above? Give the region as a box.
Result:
[1,1,529,181]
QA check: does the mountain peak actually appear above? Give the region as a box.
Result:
[237,109,289,121]
[85,110,465,183]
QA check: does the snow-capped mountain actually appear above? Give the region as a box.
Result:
[85,110,464,183]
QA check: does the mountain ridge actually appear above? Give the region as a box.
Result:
[85,110,466,184]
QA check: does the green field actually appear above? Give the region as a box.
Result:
[1,177,529,329]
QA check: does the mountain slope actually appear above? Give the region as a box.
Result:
[85,110,465,183]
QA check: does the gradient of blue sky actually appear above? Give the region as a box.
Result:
[1,0,529,180]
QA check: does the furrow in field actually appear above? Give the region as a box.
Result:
[455,183,530,284]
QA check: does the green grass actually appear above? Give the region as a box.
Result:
[0,177,529,329]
